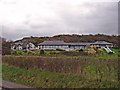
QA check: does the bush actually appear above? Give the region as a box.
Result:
[79,49,83,52]
[40,49,45,55]
[11,50,24,55]
[87,48,97,55]
[27,50,36,55]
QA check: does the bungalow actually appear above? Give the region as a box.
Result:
[11,42,36,50]
[38,40,113,51]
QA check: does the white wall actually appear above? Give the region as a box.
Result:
[26,43,36,50]
[39,45,69,50]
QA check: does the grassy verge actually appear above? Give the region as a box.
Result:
[2,64,119,88]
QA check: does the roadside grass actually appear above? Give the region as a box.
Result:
[2,64,119,88]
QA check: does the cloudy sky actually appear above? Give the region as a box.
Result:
[0,0,118,40]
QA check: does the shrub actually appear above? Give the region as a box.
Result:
[87,48,96,55]
[11,50,24,55]
[40,49,45,55]
[27,50,36,55]
[79,49,83,52]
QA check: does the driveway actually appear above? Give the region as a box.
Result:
[2,80,31,89]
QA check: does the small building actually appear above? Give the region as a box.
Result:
[11,43,23,50]
[22,42,36,50]
[91,41,113,48]
[11,42,36,50]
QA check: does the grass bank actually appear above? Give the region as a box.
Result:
[2,64,119,88]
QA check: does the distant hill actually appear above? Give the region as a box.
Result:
[13,34,119,46]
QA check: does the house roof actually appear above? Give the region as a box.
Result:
[11,42,35,48]
[38,40,113,46]
[22,42,29,48]
[11,43,22,46]
[92,41,112,45]
[38,40,68,45]
[38,40,92,46]
[11,43,22,49]
[68,42,92,46]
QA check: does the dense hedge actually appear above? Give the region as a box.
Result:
[2,56,118,77]
[2,56,119,88]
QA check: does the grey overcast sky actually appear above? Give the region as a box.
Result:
[0,0,118,40]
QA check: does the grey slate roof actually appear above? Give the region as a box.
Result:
[38,40,68,45]
[38,40,92,46]
[67,42,92,46]
[92,41,112,45]
[11,41,35,49]
[38,40,113,46]
[11,43,22,47]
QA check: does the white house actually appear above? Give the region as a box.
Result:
[11,43,23,50]
[11,42,36,50]
[38,40,113,51]
[91,41,113,48]
[23,42,36,50]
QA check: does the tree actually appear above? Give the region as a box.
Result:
[2,38,12,55]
